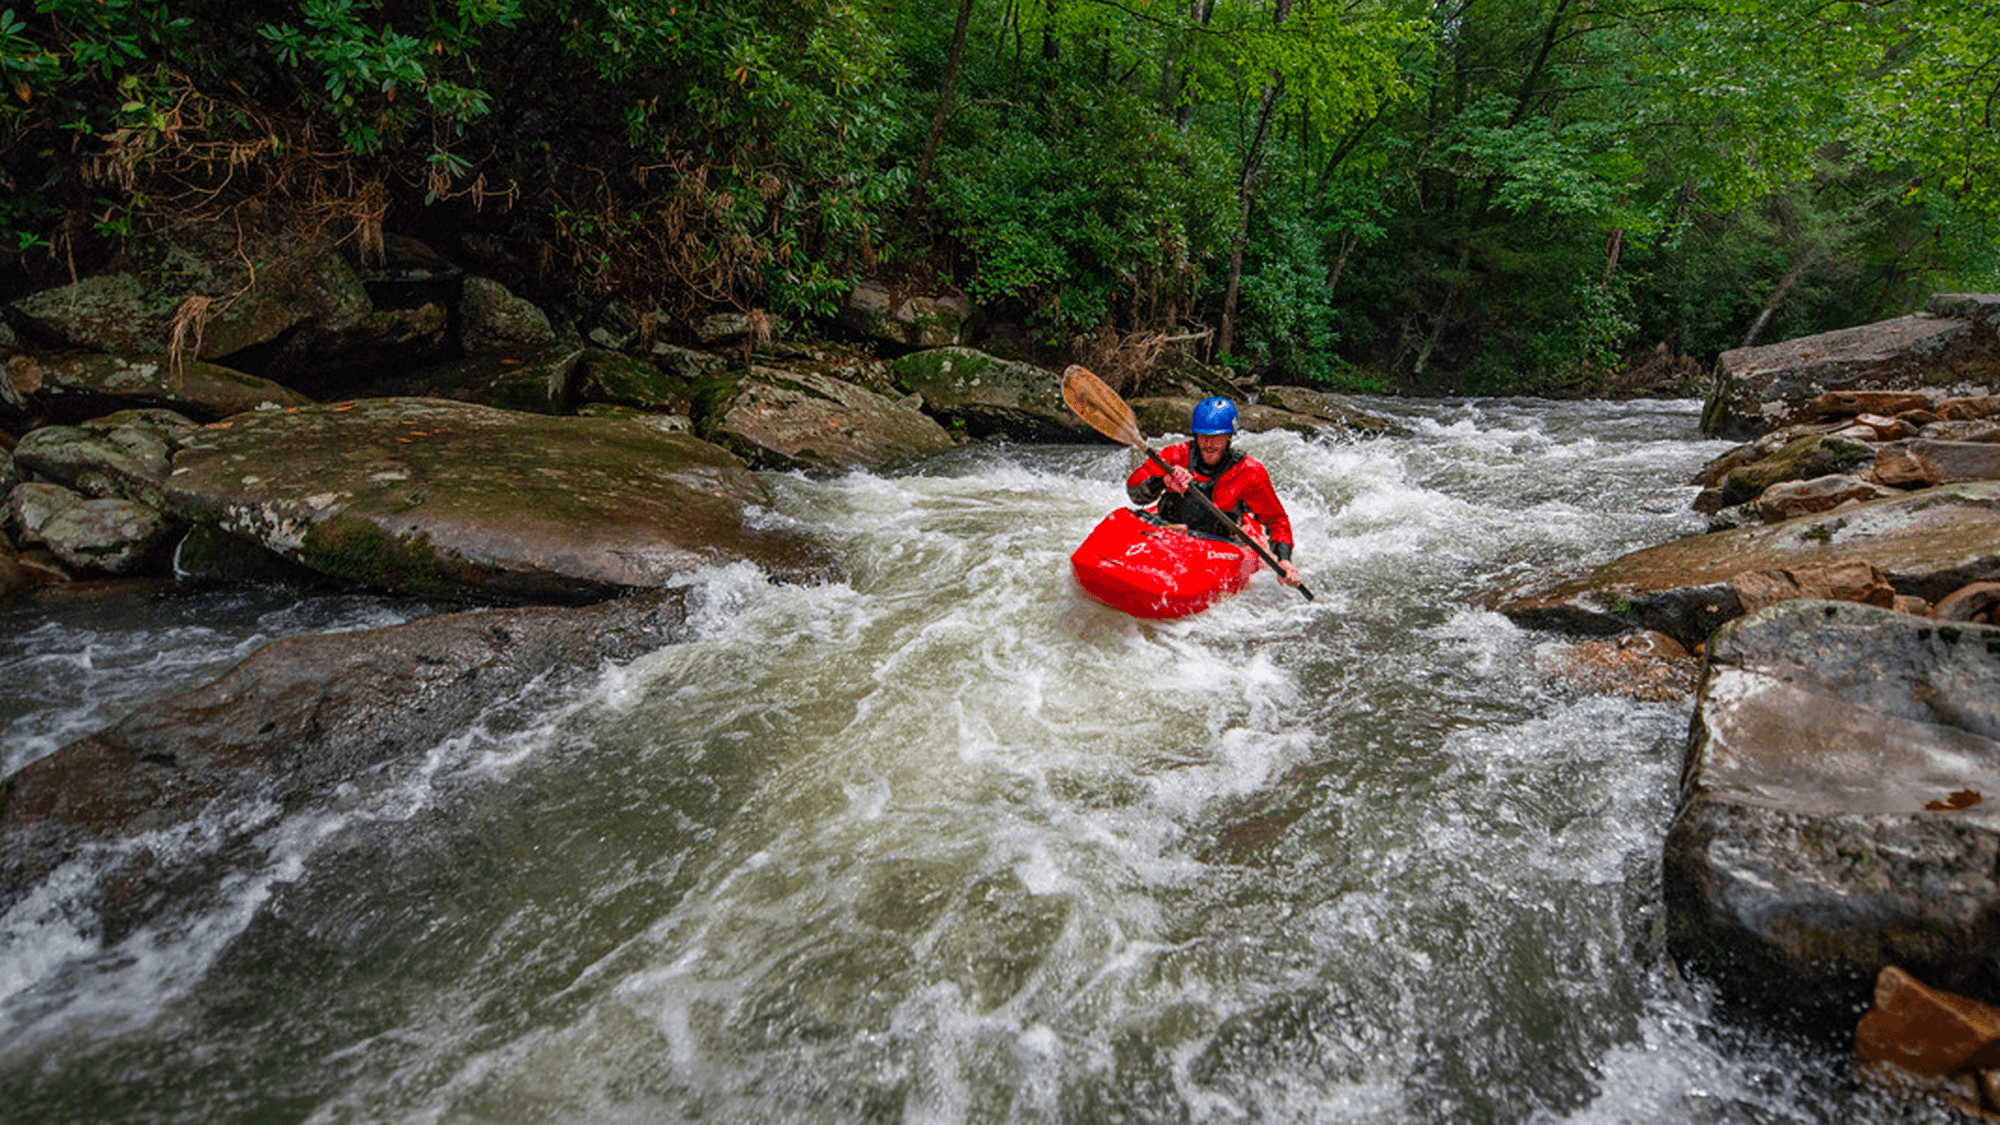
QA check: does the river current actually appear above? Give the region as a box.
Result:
[0,397,1912,1122]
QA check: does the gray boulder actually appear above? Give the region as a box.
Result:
[8,480,175,574]
[9,234,371,361]
[838,280,970,349]
[1703,294,2000,440]
[1664,599,2000,1027]
[889,347,1095,441]
[705,365,956,472]
[163,397,838,598]
[458,276,555,355]
[12,409,196,508]
[3,351,310,420]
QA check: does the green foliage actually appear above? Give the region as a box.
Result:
[0,0,1993,396]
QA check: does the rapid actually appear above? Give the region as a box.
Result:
[0,397,1891,1122]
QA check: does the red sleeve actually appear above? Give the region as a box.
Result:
[1125,443,1187,489]
[1217,457,1294,549]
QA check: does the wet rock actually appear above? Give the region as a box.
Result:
[11,409,196,508]
[1730,559,1895,615]
[1922,419,2000,444]
[889,347,1095,441]
[576,347,692,413]
[424,337,588,414]
[1872,440,2000,487]
[1703,296,2000,440]
[1256,386,1401,436]
[3,352,310,422]
[1491,481,2000,646]
[1536,630,1700,702]
[8,480,176,574]
[0,539,34,603]
[837,279,970,349]
[1129,396,1343,441]
[1939,395,2000,422]
[1857,965,2000,1101]
[1662,600,2000,1029]
[1753,474,1898,522]
[647,341,731,382]
[704,365,954,472]
[1704,433,1876,513]
[0,592,691,941]
[698,311,788,346]
[164,397,839,598]
[458,275,555,355]
[1936,582,2000,625]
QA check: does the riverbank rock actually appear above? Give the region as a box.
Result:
[0,591,691,942]
[704,365,956,472]
[10,408,196,509]
[8,232,371,362]
[889,347,1096,441]
[3,352,310,423]
[1491,482,2000,647]
[838,280,970,349]
[1663,600,2000,1029]
[1702,294,2000,440]
[1132,394,1388,442]
[1855,966,2000,1118]
[163,397,839,599]
[8,480,177,574]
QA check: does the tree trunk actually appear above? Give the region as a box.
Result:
[910,0,977,221]
[1217,79,1283,359]
[1740,255,1813,348]
[1215,0,1293,359]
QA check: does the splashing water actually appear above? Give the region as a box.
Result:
[0,399,1909,1123]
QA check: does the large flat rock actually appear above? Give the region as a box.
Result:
[1493,482,2000,646]
[1663,600,2000,1026]
[164,397,839,598]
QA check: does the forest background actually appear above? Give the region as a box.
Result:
[0,0,1995,396]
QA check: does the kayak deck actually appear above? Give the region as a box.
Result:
[1070,508,1263,619]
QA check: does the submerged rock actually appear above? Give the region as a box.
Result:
[0,592,691,941]
[164,397,839,598]
[1663,600,2000,1028]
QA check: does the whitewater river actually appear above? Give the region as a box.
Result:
[0,397,1918,1122]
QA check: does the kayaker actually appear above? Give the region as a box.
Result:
[1126,397,1304,587]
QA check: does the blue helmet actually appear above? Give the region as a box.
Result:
[1191,396,1238,435]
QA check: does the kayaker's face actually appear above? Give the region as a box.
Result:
[1195,433,1230,467]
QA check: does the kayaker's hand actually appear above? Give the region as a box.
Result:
[1165,466,1193,494]
[1278,561,1302,587]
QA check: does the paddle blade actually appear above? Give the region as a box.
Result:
[1061,365,1144,448]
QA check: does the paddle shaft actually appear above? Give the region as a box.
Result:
[1140,445,1316,602]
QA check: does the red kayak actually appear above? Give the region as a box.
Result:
[1070,508,1265,619]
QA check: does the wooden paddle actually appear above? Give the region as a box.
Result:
[1062,364,1314,602]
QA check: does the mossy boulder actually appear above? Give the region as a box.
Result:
[3,352,310,422]
[9,233,371,361]
[888,347,1094,441]
[163,397,839,598]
